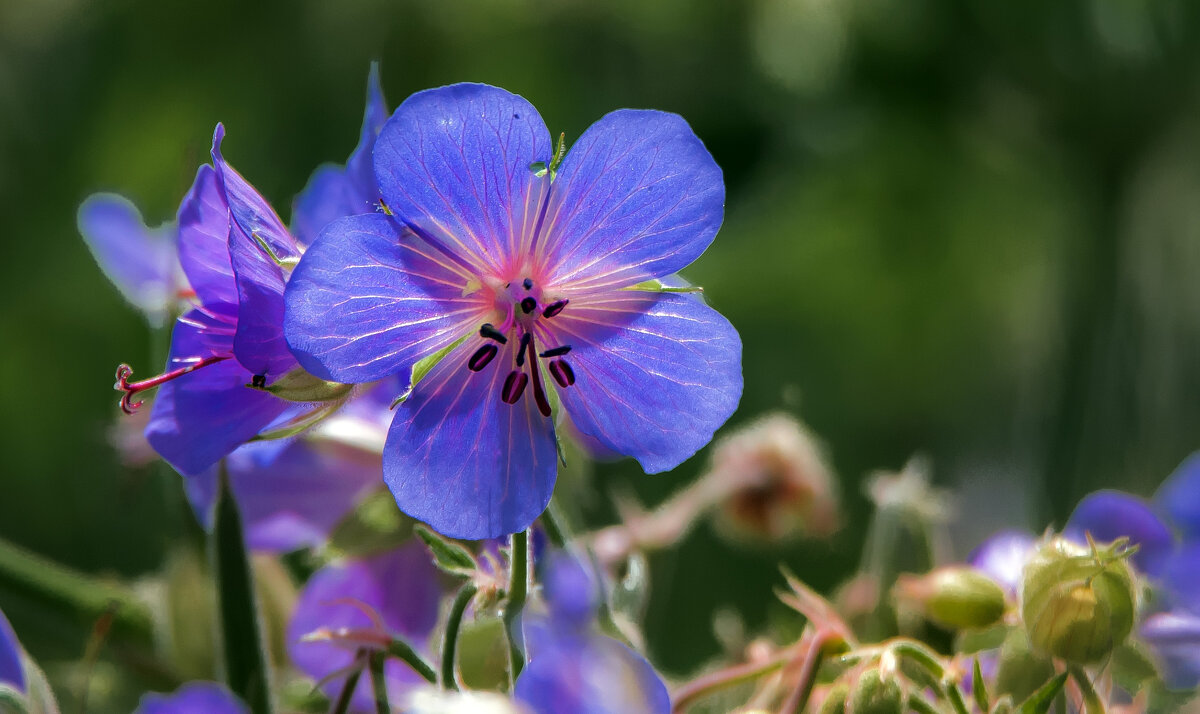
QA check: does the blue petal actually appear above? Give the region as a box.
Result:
[515,627,670,714]
[0,608,23,693]
[287,544,440,711]
[1065,490,1175,577]
[541,110,724,294]
[549,291,742,473]
[145,310,288,475]
[1156,451,1200,540]
[373,83,553,275]
[77,194,177,324]
[133,682,249,714]
[383,339,558,539]
[967,530,1037,594]
[184,435,380,553]
[1162,542,1200,615]
[210,125,301,378]
[1140,611,1200,691]
[543,554,600,631]
[285,213,483,383]
[176,164,237,308]
[291,64,388,246]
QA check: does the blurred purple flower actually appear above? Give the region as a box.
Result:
[1156,451,1200,540]
[285,83,742,539]
[514,555,670,714]
[287,542,441,712]
[0,608,23,694]
[133,682,248,714]
[1140,611,1200,691]
[1065,490,1175,577]
[967,529,1037,594]
[77,194,183,326]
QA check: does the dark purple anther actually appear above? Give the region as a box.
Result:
[523,278,534,290]
[251,374,267,388]
[480,323,508,344]
[549,360,575,388]
[542,299,568,318]
[516,333,532,367]
[468,344,499,371]
[521,297,537,314]
[540,345,572,358]
[502,371,529,404]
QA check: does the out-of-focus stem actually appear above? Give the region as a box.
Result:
[441,582,477,690]
[368,651,389,714]
[670,642,802,713]
[504,529,530,683]
[329,651,365,714]
[386,637,436,685]
[780,630,838,714]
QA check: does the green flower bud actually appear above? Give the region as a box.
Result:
[1019,537,1137,664]
[894,567,1007,630]
[817,682,849,714]
[849,668,904,714]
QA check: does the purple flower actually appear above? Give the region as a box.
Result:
[77,193,183,326]
[285,83,742,539]
[1065,490,1175,577]
[133,682,248,714]
[514,555,670,714]
[0,608,23,694]
[287,542,441,712]
[1156,451,1200,541]
[967,529,1037,594]
[1140,611,1200,691]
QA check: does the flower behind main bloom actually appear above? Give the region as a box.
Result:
[285,83,743,539]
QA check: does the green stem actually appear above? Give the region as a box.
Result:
[386,637,437,685]
[504,530,530,683]
[441,583,478,690]
[539,501,569,548]
[1069,666,1106,714]
[670,644,798,713]
[368,651,389,714]
[782,631,835,714]
[329,652,364,714]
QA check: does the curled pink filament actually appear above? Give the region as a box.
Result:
[114,355,229,415]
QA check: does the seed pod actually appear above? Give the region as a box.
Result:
[894,567,1007,630]
[849,667,904,714]
[1019,537,1137,664]
[817,682,849,714]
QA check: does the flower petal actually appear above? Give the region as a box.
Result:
[176,164,237,308]
[133,682,249,714]
[967,530,1037,594]
[549,291,741,473]
[383,340,558,539]
[0,607,23,693]
[77,193,177,324]
[184,436,380,553]
[540,110,724,294]
[291,64,388,245]
[287,544,440,710]
[285,213,483,383]
[1162,542,1200,615]
[1140,611,1200,691]
[1156,451,1200,540]
[210,125,301,378]
[145,311,288,475]
[373,83,553,275]
[1065,490,1174,577]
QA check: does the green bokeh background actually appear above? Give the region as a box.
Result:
[3,0,1200,709]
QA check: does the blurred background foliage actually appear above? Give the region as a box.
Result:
[3,0,1200,707]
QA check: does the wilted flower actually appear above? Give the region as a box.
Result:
[285,83,742,538]
[287,542,441,712]
[132,682,248,714]
[514,555,670,714]
[707,413,839,542]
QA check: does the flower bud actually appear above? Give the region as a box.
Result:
[816,682,849,714]
[894,567,1007,630]
[849,667,904,714]
[1019,537,1137,664]
[707,413,839,543]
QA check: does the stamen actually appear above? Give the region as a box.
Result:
[468,344,498,371]
[501,371,529,404]
[523,278,534,290]
[549,360,575,388]
[520,297,537,314]
[515,333,532,367]
[523,335,552,417]
[542,299,568,318]
[114,356,229,415]
[539,345,572,358]
[251,374,267,388]
[479,323,508,344]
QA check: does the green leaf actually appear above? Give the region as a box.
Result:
[393,337,467,407]
[252,368,352,403]
[973,656,990,713]
[327,491,413,558]
[624,278,704,293]
[1109,642,1159,693]
[211,465,273,714]
[413,525,478,577]
[1017,672,1067,714]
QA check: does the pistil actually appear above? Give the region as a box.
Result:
[114,356,230,415]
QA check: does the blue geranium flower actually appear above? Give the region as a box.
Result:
[133,682,248,714]
[285,83,743,539]
[514,555,670,714]
[0,607,24,694]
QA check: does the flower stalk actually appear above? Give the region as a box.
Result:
[441,582,478,690]
[504,529,530,683]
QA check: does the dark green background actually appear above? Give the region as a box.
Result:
[3,0,1200,709]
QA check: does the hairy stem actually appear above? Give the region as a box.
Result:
[440,583,478,690]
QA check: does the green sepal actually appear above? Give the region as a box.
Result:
[1109,641,1160,694]
[252,231,299,269]
[972,657,990,713]
[1016,672,1067,714]
[392,337,467,408]
[211,465,274,714]
[529,132,568,180]
[250,402,342,442]
[624,278,704,293]
[413,525,479,578]
[326,491,414,559]
[250,368,352,403]
[0,686,27,714]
